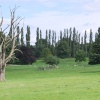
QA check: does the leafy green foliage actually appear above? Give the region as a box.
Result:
[26,26,30,47]
[88,53,100,65]
[88,43,100,65]
[56,40,70,58]
[42,48,51,61]
[35,39,49,58]
[15,46,36,65]
[45,55,60,65]
[89,27,100,65]
[75,50,86,63]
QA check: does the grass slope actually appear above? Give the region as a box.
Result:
[0,59,100,100]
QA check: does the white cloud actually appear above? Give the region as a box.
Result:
[2,0,32,2]
[24,10,100,36]
[36,0,57,7]
[84,0,100,13]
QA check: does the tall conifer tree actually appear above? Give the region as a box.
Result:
[52,31,55,55]
[36,27,39,48]
[64,29,67,39]
[49,29,51,49]
[72,27,76,57]
[89,29,93,53]
[69,28,72,57]
[16,26,20,45]
[84,30,87,56]
[21,27,24,46]
[60,31,62,40]
[81,36,83,51]
[46,30,48,47]
[26,26,30,47]
[40,30,42,48]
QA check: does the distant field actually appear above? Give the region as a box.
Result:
[0,58,100,100]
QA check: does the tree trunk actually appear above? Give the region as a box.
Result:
[0,49,6,82]
[0,66,5,82]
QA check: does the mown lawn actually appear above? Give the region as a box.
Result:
[0,58,100,100]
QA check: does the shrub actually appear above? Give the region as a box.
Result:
[56,41,70,59]
[42,48,51,61]
[45,55,60,65]
[75,50,86,63]
[88,53,100,65]
[88,27,100,65]
[15,46,36,65]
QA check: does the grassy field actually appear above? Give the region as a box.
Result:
[0,58,100,100]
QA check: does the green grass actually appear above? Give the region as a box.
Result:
[0,58,100,100]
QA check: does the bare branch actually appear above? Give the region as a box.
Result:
[14,49,23,54]
[12,56,19,60]
[14,43,20,48]
[5,38,12,47]
[0,14,3,27]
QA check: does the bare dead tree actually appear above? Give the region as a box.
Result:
[0,7,23,81]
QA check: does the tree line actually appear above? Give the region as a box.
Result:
[8,25,100,64]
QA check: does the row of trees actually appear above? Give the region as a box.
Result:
[35,27,94,58]
[10,26,97,59]
[9,26,98,64]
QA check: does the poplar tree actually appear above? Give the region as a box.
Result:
[55,31,56,47]
[36,27,39,48]
[21,27,24,46]
[67,29,69,42]
[60,31,62,41]
[72,27,76,57]
[48,29,51,49]
[46,30,48,47]
[64,29,67,39]
[95,32,98,41]
[16,26,20,45]
[69,28,72,57]
[78,33,80,49]
[89,29,93,53]
[40,30,42,48]
[67,29,69,49]
[81,36,84,51]
[75,31,79,52]
[26,26,30,47]
[84,30,87,56]
[52,31,55,55]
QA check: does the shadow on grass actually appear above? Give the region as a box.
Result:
[81,71,100,74]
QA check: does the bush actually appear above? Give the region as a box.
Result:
[56,40,70,59]
[15,46,36,65]
[75,50,86,63]
[88,53,100,65]
[45,55,60,65]
[42,48,51,61]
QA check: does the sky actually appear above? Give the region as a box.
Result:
[0,0,100,43]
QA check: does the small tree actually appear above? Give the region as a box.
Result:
[88,53,100,65]
[15,46,36,65]
[56,40,70,58]
[75,50,86,64]
[88,27,100,65]
[45,55,60,65]
[42,48,51,61]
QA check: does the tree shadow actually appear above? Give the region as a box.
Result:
[81,71,100,74]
